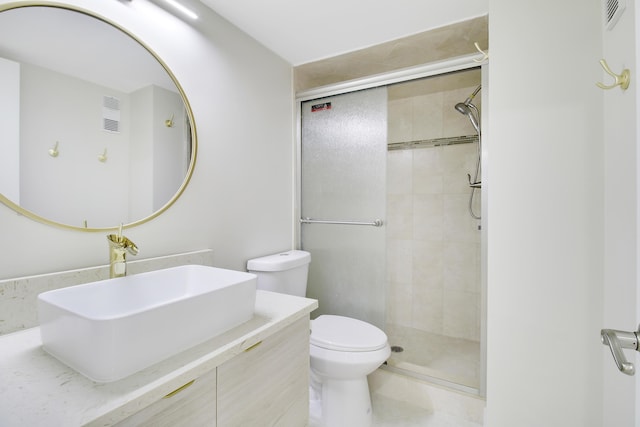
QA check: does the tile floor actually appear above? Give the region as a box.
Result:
[311,393,482,427]
[371,393,482,427]
[310,368,485,427]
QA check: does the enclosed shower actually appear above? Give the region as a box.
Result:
[299,68,484,394]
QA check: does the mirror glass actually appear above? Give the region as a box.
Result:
[0,5,196,230]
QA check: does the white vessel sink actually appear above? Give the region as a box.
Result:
[38,265,257,383]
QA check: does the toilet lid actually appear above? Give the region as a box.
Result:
[310,315,388,352]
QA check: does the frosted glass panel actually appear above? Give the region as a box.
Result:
[301,87,387,328]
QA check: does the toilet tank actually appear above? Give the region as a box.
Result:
[246,250,311,297]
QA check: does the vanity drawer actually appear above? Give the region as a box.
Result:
[217,317,310,427]
[115,370,216,427]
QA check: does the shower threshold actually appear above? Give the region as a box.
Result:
[381,363,480,396]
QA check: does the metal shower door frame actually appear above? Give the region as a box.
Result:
[293,52,488,397]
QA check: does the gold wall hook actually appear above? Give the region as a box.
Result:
[597,59,630,90]
[165,113,174,128]
[48,141,59,158]
[473,42,489,63]
[98,148,107,163]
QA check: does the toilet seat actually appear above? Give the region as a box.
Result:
[311,315,388,352]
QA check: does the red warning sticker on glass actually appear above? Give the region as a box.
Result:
[311,102,332,112]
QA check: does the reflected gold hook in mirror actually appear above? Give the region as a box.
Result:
[165,113,174,128]
[48,141,59,158]
[98,148,107,163]
[597,59,630,90]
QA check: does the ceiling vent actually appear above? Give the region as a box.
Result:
[102,95,121,133]
[604,0,626,30]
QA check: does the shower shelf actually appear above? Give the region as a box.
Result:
[388,134,478,151]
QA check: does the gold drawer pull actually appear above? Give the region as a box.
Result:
[244,341,262,352]
[163,379,195,399]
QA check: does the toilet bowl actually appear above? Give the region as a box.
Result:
[247,250,390,427]
[310,315,391,427]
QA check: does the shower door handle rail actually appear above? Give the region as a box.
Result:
[300,217,384,227]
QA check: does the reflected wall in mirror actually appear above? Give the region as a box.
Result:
[0,5,196,231]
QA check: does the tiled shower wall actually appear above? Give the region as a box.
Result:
[386,84,481,341]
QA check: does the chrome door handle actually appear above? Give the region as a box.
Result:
[601,326,640,375]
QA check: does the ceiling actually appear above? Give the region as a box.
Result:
[199,0,489,65]
[0,3,488,93]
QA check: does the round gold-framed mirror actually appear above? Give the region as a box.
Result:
[0,3,197,231]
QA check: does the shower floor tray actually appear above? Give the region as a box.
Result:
[385,324,481,390]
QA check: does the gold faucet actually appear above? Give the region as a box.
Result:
[107,225,139,278]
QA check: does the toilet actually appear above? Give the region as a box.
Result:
[247,250,390,427]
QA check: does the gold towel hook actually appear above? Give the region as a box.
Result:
[473,42,489,63]
[597,59,630,90]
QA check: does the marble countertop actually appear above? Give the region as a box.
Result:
[0,290,317,427]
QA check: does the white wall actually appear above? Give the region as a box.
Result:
[0,57,20,203]
[152,85,187,211]
[0,0,294,278]
[601,1,638,424]
[129,85,154,221]
[486,1,604,426]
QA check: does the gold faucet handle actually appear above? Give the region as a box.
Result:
[106,234,139,256]
[123,237,139,256]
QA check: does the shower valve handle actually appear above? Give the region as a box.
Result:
[601,326,640,375]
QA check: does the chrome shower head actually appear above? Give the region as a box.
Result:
[455,102,480,133]
[455,102,473,115]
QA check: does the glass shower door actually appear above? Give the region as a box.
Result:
[300,87,387,328]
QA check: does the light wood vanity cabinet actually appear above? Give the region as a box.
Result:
[217,316,310,426]
[115,317,309,427]
[116,369,217,427]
